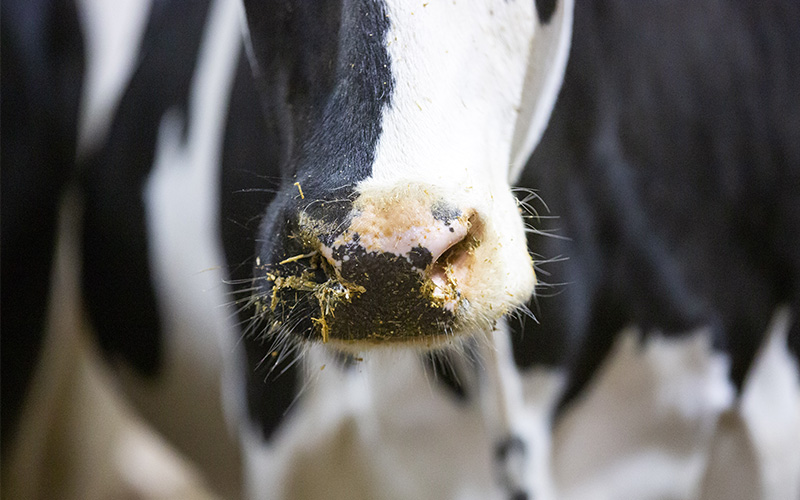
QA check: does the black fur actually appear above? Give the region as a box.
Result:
[241,0,396,339]
[235,0,396,434]
[1,0,84,448]
[243,0,393,190]
[242,0,394,240]
[220,51,300,439]
[512,0,800,410]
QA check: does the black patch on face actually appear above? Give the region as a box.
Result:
[242,0,394,192]
[245,1,397,346]
[534,0,557,25]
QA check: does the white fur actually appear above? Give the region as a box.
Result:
[552,328,735,500]
[371,1,535,188]
[243,346,501,500]
[701,308,800,500]
[355,6,573,493]
[360,0,574,326]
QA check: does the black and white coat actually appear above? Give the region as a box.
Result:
[3,0,799,499]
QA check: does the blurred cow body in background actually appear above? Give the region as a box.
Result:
[523,4,800,496]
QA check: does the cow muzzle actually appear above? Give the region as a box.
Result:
[254,183,534,350]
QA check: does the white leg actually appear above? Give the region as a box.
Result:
[477,321,564,500]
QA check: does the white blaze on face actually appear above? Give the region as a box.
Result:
[372,0,536,187]
[355,0,546,325]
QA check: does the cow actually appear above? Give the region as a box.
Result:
[3,0,571,498]
[3,1,800,500]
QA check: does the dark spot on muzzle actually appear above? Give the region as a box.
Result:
[431,200,462,225]
[324,244,455,343]
[407,245,434,270]
[255,214,459,346]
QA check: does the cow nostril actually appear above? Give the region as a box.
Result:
[427,212,483,304]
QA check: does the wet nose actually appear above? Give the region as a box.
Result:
[311,196,482,344]
[260,186,485,346]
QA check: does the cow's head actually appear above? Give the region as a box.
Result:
[242,0,572,350]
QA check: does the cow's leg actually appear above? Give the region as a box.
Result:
[0,0,84,448]
[552,327,735,500]
[476,322,564,500]
[700,308,800,500]
[5,189,220,500]
[78,0,245,494]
